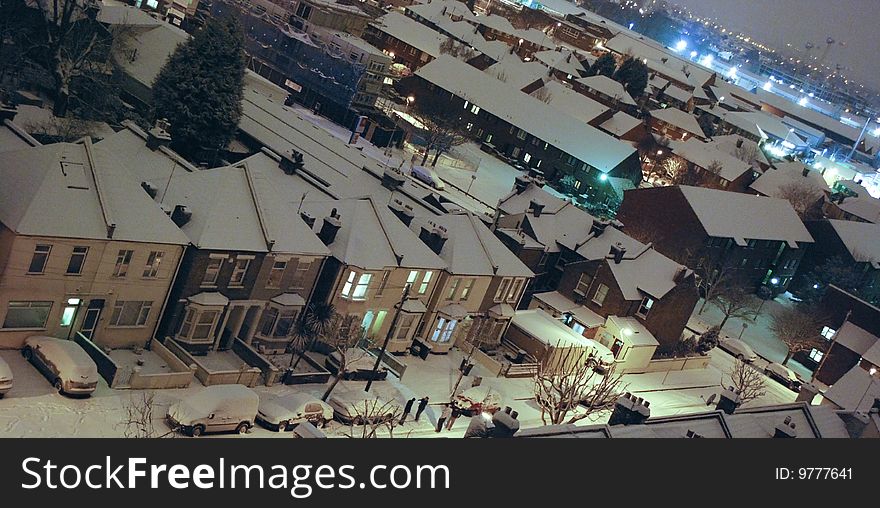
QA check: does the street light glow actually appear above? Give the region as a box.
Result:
[599,173,608,181]
[675,40,687,52]
[770,277,780,285]
[798,97,809,107]
[763,81,773,91]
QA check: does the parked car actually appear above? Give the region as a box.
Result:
[256,393,333,431]
[21,336,99,396]
[0,355,13,397]
[325,351,388,381]
[410,165,446,190]
[764,363,802,391]
[718,338,758,362]
[328,396,400,425]
[455,386,502,416]
[167,385,259,437]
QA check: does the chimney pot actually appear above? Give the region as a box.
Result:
[146,120,172,150]
[528,199,545,217]
[171,205,192,227]
[716,387,742,415]
[280,150,304,175]
[318,209,342,245]
[608,393,651,425]
[609,242,626,264]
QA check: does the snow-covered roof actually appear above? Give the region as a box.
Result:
[670,138,752,182]
[370,12,446,58]
[576,75,636,105]
[677,185,814,247]
[405,0,478,23]
[188,292,230,307]
[821,366,880,412]
[415,56,637,174]
[709,134,769,167]
[271,293,307,307]
[511,309,612,355]
[530,81,609,125]
[532,49,586,77]
[604,33,712,88]
[828,219,880,267]
[606,245,687,300]
[532,291,604,328]
[598,111,642,137]
[837,196,880,224]
[485,54,548,90]
[474,14,550,48]
[436,19,509,61]
[118,22,189,88]
[863,341,880,368]
[0,140,189,245]
[650,107,705,138]
[727,111,808,146]
[605,316,658,346]
[661,85,692,103]
[832,320,878,355]
[97,4,162,27]
[0,118,40,153]
[750,161,830,199]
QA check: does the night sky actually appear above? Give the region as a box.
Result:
[671,0,878,90]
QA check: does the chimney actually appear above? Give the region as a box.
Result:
[566,52,572,63]
[802,166,809,177]
[388,198,415,226]
[735,138,744,148]
[140,181,159,200]
[609,242,626,264]
[170,205,192,227]
[300,211,316,229]
[673,266,689,283]
[146,119,172,150]
[773,416,797,438]
[608,392,651,426]
[838,411,871,438]
[280,150,304,175]
[318,208,342,245]
[381,166,407,191]
[716,386,742,415]
[0,102,17,122]
[796,382,821,404]
[837,194,846,204]
[489,410,520,438]
[528,199,545,217]
[590,219,609,237]
[513,174,531,194]
[419,223,448,254]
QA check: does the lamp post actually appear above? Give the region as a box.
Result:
[365,284,411,393]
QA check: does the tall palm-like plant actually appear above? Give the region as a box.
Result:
[289,302,335,370]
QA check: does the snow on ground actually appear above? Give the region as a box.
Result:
[108,349,174,376]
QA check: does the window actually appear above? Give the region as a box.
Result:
[524,153,532,163]
[179,308,219,342]
[418,271,433,295]
[28,245,51,274]
[59,303,77,327]
[516,129,527,140]
[113,249,134,277]
[3,301,52,329]
[394,314,416,341]
[291,259,312,290]
[142,251,164,278]
[507,278,523,303]
[259,307,299,338]
[267,260,287,288]
[470,104,481,114]
[353,273,372,300]
[495,278,511,302]
[446,278,461,300]
[431,318,457,343]
[341,270,357,298]
[229,258,251,286]
[571,322,586,335]
[808,348,824,363]
[202,257,223,286]
[636,297,654,318]
[294,2,311,19]
[538,252,548,267]
[574,273,591,295]
[65,246,88,275]
[375,270,390,297]
[592,284,609,306]
[820,326,836,340]
[511,147,521,158]
[461,278,475,300]
[109,301,152,327]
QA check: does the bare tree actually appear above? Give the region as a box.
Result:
[711,284,757,329]
[705,160,723,176]
[532,86,553,104]
[118,392,178,438]
[659,156,685,182]
[534,347,627,425]
[732,142,759,166]
[776,181,821,220]
[769,305,826,366]
[321,313,369,402]
[691,254,743,315]
[727,359,766,405]
[24,115,95,142]
[411,98,469,167]
[342,398,406,439]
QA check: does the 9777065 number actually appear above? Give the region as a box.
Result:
[775,468,852,480]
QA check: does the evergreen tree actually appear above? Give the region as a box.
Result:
[613,57,649,98]
[587,53,617,78]
[152,16,246,163]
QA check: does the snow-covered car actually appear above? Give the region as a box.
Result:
[718,338,758,362]
[410,165,446,190]
[764,363,802,391]
[455,386,502,416]
[167,385,259,437]
[0,355,13,397]
[328,396,400,425]
[256,393,333,431]
[21,336,99,396]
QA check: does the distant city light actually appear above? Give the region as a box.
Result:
[599,173,608,181]
[798,97,809,107]
[699,54,713,67]
[726,66,737,79]
[871,127,880,137]
[813,284,820,289]
[675,40,687,52]
[763,81,773,91]
[770,277,780,285]
[689,50,698,59]
[628,22,634,29]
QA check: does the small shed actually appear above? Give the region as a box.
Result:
[594,315,659,374]
[505,309,613,369]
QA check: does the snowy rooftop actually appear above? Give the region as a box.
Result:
[727,111,808,146]
[828,219,880,267]
[532,291,605,328]
[832,320,878,355]
[661,85,692,103]
[118,22,189,88]
[0,118,40,153]
[837,196,880,223]
[485,54,548,91]
[749,161,830,199]
[821,366,880,412]
[677,185,814,247]
[97,4,163,27]
[650,107,705,138]
[598,111,642,137]
[604,33,712,88]
[670,138,753,182]
[709,134,770,167]
[511,309,611,355]
[606,316,658,347]
[0,140,189,245]
[405,0,478,23]
[576,75,636,106]
[532,49,586,77]
[370,12,446,58]
[415,56,637,174]
[530,81,609,125]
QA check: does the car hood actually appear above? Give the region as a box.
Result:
[258,400,296,423]
[0,358,12,381]
[167,402,198,426]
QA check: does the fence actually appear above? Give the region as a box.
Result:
[642,355,712,373]
[363,347,408,381]
[283,353,332,385]
[164,338,263,387]
[73,332,119,387]
[127,340,196,390]
[232,338,282,386]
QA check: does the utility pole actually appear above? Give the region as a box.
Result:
[365,283,411,393]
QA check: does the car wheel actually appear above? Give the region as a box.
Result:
[236,422,251,434]
[191,425,205,437]
[278,421,289,432]
[53,379,64,393]
[736,353,744,361]
[22,347,32,360]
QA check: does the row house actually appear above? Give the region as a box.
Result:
[362,12,446,72]
[748,162,831,218]
[668,138,756,193]
[813,286,880,385]
[572,75,639,116]
[411,56,643,202]
[492,179,699,360]
[470,14,553,60]
[0,139,189,349]
[617,185,815,294]
[648,107,708,142]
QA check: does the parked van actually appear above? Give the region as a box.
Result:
[22,336,99,396]
[0,355,13,397]
[167,385,259,436]
[410,165,446,190]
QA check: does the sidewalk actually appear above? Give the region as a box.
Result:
[623,368,721,393]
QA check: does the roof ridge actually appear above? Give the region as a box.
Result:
[366,197,403,265]
[241,162,275,251]
[83,139,116,239]
[467,212,498,274]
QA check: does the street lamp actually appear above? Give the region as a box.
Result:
[770,277,779,285]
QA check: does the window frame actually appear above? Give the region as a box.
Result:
[66,246,89,275]
[142,251,164,278]
[113,249,134,278]
[2,301,53,329]
[201,256,224,286]
[267,260,287,289]
[108,300,152,328]
[28,244,52,274]
[592,283,609,306]
[229,257,252,287]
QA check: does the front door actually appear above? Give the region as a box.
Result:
[79,300,105,340]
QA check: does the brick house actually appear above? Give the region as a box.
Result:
[813,286,880,385]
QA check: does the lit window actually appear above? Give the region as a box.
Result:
[470,104,481,114]
[3,301,52,329]
[431,317,458,343]
[571,322,586,335]
[109,301,152,327]
[267,260,287,288]
[636,297,654,318]
[60,304,77,327]
[202,257,223,286]
[461,278,475,300]
[524,153,532,163]
[341,270,357,298]
[113,249,134,277]
[418,271,433,295]
[574,273,591,295]
[808,348,824,362]
[229,258,251,286]
[407,270,419,284]
[66,246,88,275]
[352,273,372,300]
[142,251,164,278]
[593,284,609,306]
[28,244,52,274]
[820,326,836,340]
